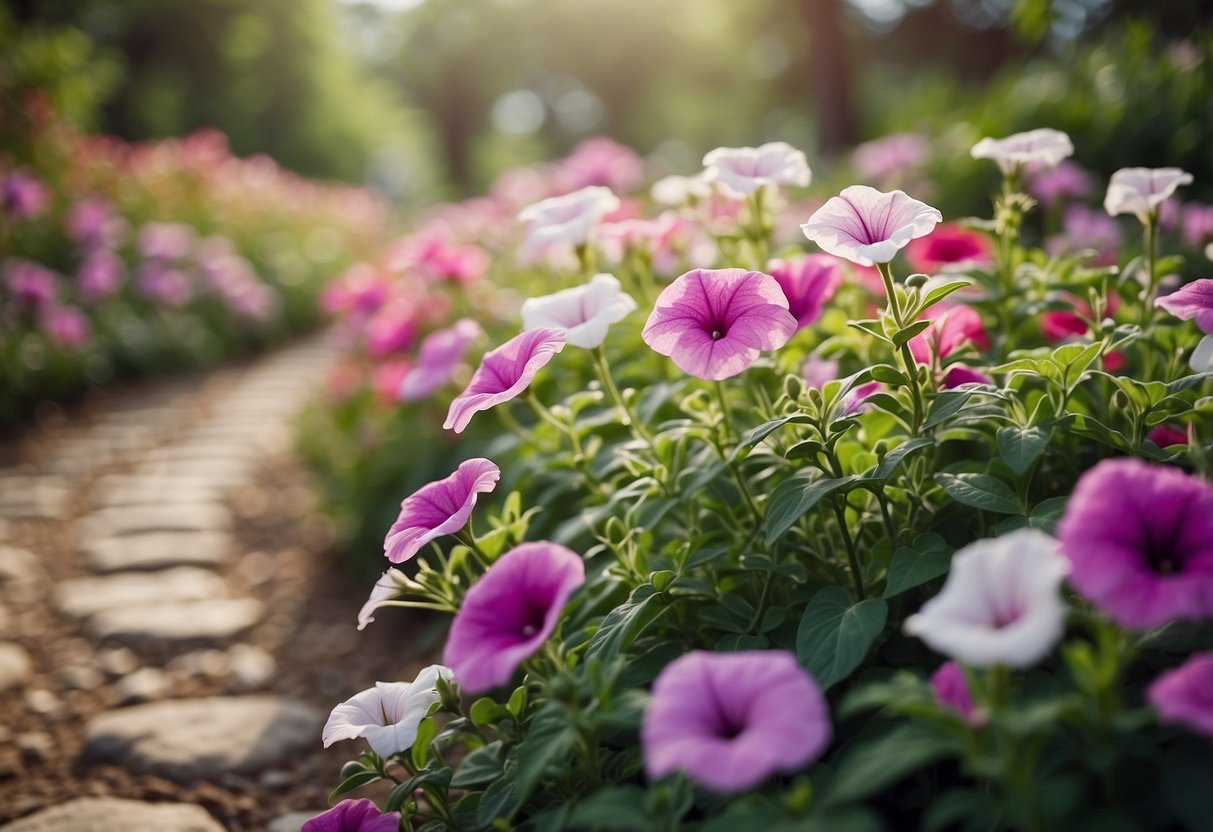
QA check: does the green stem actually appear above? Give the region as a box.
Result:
[834,499,866,600]
[592,345,654,445]
[1138,215,1159,328]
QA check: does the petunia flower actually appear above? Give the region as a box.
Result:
[1155,278,1213,333]
[301,799,400,832]
[400,318,484,402]
[383,458,501,564]
[766,255,843,330]
[905,223,993,275]
[442,542,584,694]
[1147,652,1213,739]
[1028,160,1093,207]
[641,268,797,380]
[641,650,831,793]
[940,365,994,389]
[908,304,989,364]
[1047,205,1121,266]
[5,260,58,307]
[1057,457,1213,630]
[930,662,985,727]
[443,328,566,433]
[1,169,49,220]
[321,665,452,757]
[702,142,811,196]
[136,263,193,307]
[1181,203,1213,248]
[520,273,637,348]
[1190,335,1213,372]
[970,128,1074,176]
[357,568,408,631]
[77,249,124,300]
[138,222,194,261]
[904,529,1069,668]
[1147,424,1189,448]
[68,197,127,249]
[518,186,620,260]
[365,300,417,358]
[651,173,712,206]
[1104,167,1194,223]
[40,304,90,348]
[851,133,928,186]
[553,136,645,194]
[801,185,942,267]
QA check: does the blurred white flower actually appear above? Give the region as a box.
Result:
[1104,167,1194,224]
[904,529,1069,669]
[651,173,711,206]
[702,142,811,196]
[322,665,451,757]
[521,273,637,349]
[1191,335,1213,373]
[518,186,619,260]
[971,128,1074,176]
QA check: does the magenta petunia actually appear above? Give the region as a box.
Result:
[1,169,49,220]
[1146,424,1189,448]
[400,318,483,402]
[642,650,831,793]
[801,185,942,267]
[442,542,584,694]
[77,249,125,300]
[641,268,796,381]
[905,223,993,275]
[383,458,501,564]
[767,255,842,330]
[1155,279,1213,334]
[930,662,984,727]
[1147,651,1213,738]
[40,304,90,348]
[301,799,400,832]
[443,328,565,433]
[1057,458,1213,630]
[908,305,989,364]
[940,365,993,389]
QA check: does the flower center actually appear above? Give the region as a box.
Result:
[1142,530,1182,575]
[710,328,726,341]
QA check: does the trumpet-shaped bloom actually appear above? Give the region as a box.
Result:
[904,529,1069,668]
[767,255,842,330]
[322,665,452,757]
[301,799,400,832]
[1147,424,1189,448]
[970,128,1074,176]
[6,260,57,307]
[1190,335,1213,372]
[1057,458,1213,630]
[400,318,483,402]
[443,542,584,694]
[801,185,942,267]
[443,328,566,433]
[905,224,993,275]
[358,568,407,631]
[77,250,124,300]
[68,198,127,249]
[908,305,989,364]
[1155,279,1213,333]
[1,170,48,220]
[702,142,811,196]
[41,305,90,348]
[1147,652,1213,738]
[651,173,711,205]
[642,650,831,793]
[641,268,797,380]
[1104,168,1194,223]
[851,133,928,185]
[553,136,645,194]
[930,662,984,727]
[138,222,194,261]
[521,273,637,348]
[518,186,620,259]
[383,458,501,564]
[941,365,993,389]
[1029,160,1093,206]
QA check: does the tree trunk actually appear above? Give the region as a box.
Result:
[801,0,859,155]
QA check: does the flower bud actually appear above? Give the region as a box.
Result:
[784,374,804,401]
[340,761,365,780]
[906,273,929,288]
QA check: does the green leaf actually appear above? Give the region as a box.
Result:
[327,770,380,803]
[866,437,934,483]
[796,586,888,690]
[868,364,910,386]
[451,742,506,788]
[996,425,1051,476]
[847,318,892,343]
[883,534,952,598]
[1165,371,1213,397]
[586,584,668,661]
[568,786,653,831]
[825,723,960,805]
[740,414,813,449]
[785,439,824,460]
[918,279,972,312]
[470,698,514,728]
[476,777,520,827]
[411,717,437,769]
[507,685,527,717]
[923,389,976,428]
[515,704,576,804]
[891,319,932,347]
[766,472,855,546]
[935,472,1024,515]
[385,768,453,811]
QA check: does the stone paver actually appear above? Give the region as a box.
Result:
[268,812,316,832]
[82,531,232,573]
[0,797,224,832]
[84,696,323,780]
[55,568,227,620]
[86,599,264,646]
[80,504,231,538]
[0,644,32,692]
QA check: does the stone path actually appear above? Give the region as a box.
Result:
[0,338,379,831]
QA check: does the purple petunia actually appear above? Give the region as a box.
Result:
[301,799,400,832]
[1147,651,1213,739]
[442,542,584,694]
[641,268,797,381]
[383,458,500,564]
[400,318,483,402]
[443,328,566,433]
[1155,278,1213,334]
[930,662,985,727]
[1057,458,1213,630]
[642,650,831,793]
[766,255,842,331]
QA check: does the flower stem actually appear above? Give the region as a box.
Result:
[592,345,654,446]
[1138,215,1159,328]
[833,498,866,600]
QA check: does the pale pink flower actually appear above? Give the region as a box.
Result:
[971,128,1074,176]
[400,318,484,402]
[702,142,811,196]
[518,186,620,261]
[444,329,566,433]
[802,185,942,267]
[322,665,452,757]
[1104,168,1194,223]
[521,273,636,349]
[851,133,928,185]
[383,458,501,564]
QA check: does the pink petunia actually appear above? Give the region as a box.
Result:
[641,268,796,381]
[642,650,831,793]
[443,542,585,694]
[1028,160,1093,207]
[702,142,811,196]
[400,318,484,402]
[908,305,989,364]
[77,249,125,300]
[5,260,58,307]
[904,223,993,275]
[1147,424,1189,448]
[1155,279,1213,334]
[40,304,90,348]
[1147,652,1213,739]
[766,255,843,330]
[1,169,49,220]
[930,662,985,727]
[801,185,942,267]
[443,328,566,434]
[940,365,993,389]
[383,458,501,564]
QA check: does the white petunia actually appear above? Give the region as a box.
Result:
[904,529,1069,669]
[322,665,452,757]
[801,185,942,267]
[518,186,620,260]
[651,173,711,206]
[357,568,408,631]
[971,128,1074,176]
[702,142,811,196]
[1190,335,1213,373]
[520,273,637,349]
[1104,167,1194,224]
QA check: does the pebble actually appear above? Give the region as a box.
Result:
[0,545,38,584]
[166,649,229,679]
[87,599,264,647]
[16,732,52,762]
[1,644,33,691]
[267,811,317,832]
[96,646,138,678]
[58,665,105,691]
[259,769,294,791]
[84,696,323,780]
[227,644,276,692]
[83,531,232,573]
[114,667,169,705]
[80,503,231,538]
[24,689,63,717]
[55,568,228,620]
[0,797,225,831]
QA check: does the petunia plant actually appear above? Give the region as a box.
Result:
[307,131,1213,831]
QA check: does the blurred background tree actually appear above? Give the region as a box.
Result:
[3,0,1211,202]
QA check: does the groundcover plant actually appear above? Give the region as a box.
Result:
[308,133,1212,831]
